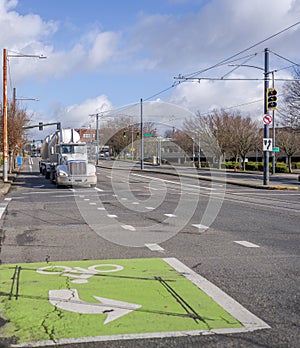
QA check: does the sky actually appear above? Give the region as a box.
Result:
[1,0,300,139]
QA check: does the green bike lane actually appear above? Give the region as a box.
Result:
[0,257,270,347]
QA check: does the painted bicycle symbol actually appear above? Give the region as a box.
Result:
[36,264,123,283]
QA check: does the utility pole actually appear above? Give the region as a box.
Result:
[263,48,270,185]
[95,113,99,165]
[2,48,8,182]
[198,133,201,168]
[140,98,144,170]
[2,48,46,182]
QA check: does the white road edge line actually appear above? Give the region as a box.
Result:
[145,243,164,251]
[234,241,260,248]
[11,258,270,348]
[163,257,270,332]
[0,199,11,219]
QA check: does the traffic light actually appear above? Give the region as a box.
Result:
[136,131,140,139]
[267,88,277,110]
[123,131,127,138]
[39,122,43,131]
[57,122,61,130]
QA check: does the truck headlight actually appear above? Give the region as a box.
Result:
[57,170,68,177]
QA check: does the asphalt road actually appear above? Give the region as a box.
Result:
[0,158,299,347]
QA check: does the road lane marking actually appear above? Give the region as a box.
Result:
[234,241,260,248]
[0,207,6,219]
[94,187,103,192]
[164,214,176,217]
[132,173,216,191]
[0,199,11,219]
[164,258,270,332]
[121,225,136,231]
[107,214,118,218]
[192,224,209,231]
[145,243,164,251]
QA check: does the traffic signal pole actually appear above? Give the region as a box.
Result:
[263,48,270,185]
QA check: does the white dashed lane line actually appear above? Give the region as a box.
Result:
[234,241,260,248]
[192,224,209,231]
[145,243,164,251]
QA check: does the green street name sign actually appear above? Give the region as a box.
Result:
[272,147,280,152]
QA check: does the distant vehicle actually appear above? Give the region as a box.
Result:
[39,128,97,188]
[30,152,40,157]
[98,145,111,160]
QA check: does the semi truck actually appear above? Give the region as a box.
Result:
[39,128,97,188]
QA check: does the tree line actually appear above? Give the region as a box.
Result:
[165,69,300,173]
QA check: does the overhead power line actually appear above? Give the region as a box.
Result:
[183,20,300,79]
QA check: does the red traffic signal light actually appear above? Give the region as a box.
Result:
[266,88,277,110]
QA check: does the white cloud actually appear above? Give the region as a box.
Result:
[0,0,120,82]
[59,95,113,128]
[0,0,57,50]
[127,0,300,72]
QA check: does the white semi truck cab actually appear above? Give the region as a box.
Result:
[40,129,97,188]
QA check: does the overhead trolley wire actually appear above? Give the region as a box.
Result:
[183,20,300,79]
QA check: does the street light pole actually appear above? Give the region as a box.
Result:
[2,48,46,182]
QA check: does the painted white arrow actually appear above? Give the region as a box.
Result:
[49,289,141,324]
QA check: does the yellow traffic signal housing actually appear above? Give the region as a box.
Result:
[267,88,277,110]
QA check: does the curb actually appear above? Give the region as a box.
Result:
[0,182,11,195]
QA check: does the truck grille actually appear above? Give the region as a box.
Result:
[68,161,87,175]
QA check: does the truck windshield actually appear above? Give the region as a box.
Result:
[61,145,86,155]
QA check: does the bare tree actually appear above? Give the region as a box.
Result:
[276,68,300,171]
[0,101,30,171]
[276,127,300,173]
[230,115,260,170]
[103,115,156,157]
[183,109,259,169]
[279,68,300,129]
